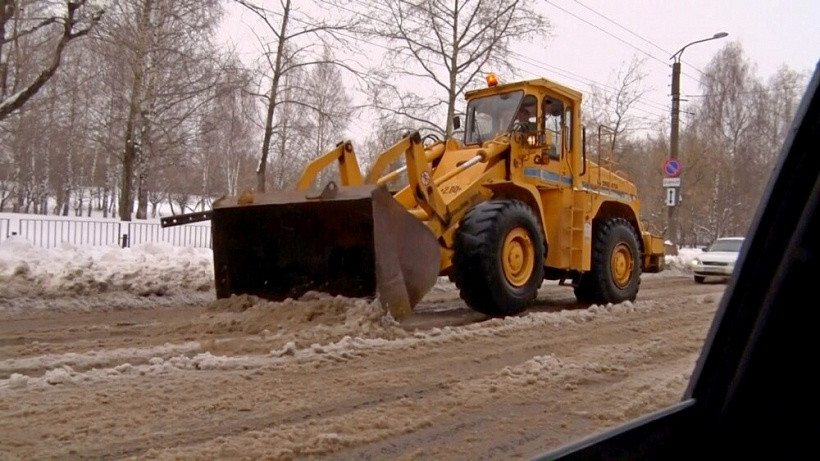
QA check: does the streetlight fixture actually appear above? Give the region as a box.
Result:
[667,32,728,248]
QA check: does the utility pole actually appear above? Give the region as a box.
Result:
[668,32,728,248]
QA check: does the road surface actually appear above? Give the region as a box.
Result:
[0,275,726,460]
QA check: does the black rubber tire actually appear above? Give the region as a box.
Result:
[453,200,546,316]
[575,218,642,304]
[694,275,706,284]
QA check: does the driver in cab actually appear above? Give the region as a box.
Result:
[515,105,535,133]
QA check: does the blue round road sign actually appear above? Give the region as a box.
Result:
[663,159,682,178]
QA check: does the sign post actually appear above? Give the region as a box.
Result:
[663,159,682,246]
[662,159,682,209]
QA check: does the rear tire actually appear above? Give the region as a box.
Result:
[453,200,545,316]
[574,218,641,304]
[694,275,706,284]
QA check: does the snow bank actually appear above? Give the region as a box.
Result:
[0,236,213,309]
[664,248,701,273]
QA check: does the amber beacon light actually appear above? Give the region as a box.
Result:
[486,73,498,87]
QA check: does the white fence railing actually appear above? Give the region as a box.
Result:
[17,219,123,249]
[126,222,211,248]
[0,218,9,245]
[0,215,211,249]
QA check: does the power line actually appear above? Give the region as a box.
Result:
[540,0,705,86]
[572,0,671,56]
[508,52,670,117]
[570,0,706,76]
[239,0,695,116]
[509,51,671,113]
[339,0,670,116]
[684,86,805,98]
[513,64,668,122]
[541,0,667,66]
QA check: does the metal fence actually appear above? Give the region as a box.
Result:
[0,218,9,246]
[127,222,211,249]
[17,219,123,249]
[0,216,211,249]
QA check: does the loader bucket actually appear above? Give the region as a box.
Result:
[210,184,440,319]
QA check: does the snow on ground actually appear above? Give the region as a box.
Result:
[665,248,701,272]
[0,291,719,391]
[0,232,706,392]
[0,211,725,459]
[0,236,214,313]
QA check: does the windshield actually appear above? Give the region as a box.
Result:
[708,239,744,252]
[464,91,524,145]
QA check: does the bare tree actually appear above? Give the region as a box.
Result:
[586,56,650,159]
[97,0,222,221]
[759,66,806,168]
[192,61,259,207]
[1,1,102,215]
[266,61,312,191]
[697,43,764,238]
[369,0,551,137]
[0,0,102,121]
[668,43,807,244]
[235,0,361,192]
[589,46,807,246]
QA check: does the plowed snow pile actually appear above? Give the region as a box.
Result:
[196,293,409,355]
[0,237,213,313]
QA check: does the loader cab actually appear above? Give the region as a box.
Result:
[463,86,571,159]
[463,77,584,183]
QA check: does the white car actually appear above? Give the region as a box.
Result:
[690,237,745,283]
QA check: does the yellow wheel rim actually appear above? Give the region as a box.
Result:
[502,227,535,287]
[611,243,634,289]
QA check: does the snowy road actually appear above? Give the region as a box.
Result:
[0,275,725,460]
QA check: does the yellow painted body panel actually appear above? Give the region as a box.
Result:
[299,76,665,279]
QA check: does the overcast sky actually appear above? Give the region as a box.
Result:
[218,0,819,143]
[527,0,819,125]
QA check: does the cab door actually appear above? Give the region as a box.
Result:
[521,96,572,189]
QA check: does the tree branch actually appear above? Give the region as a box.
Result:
[0,1,103,121]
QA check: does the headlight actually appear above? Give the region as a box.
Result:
[691,258,700,267]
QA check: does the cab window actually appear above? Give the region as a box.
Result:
[464,91,524,145]
[543,97,564,159]
[513,95,538,132]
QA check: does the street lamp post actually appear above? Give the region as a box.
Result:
[668,32,728,248]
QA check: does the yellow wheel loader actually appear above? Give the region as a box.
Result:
[162,75,665,319]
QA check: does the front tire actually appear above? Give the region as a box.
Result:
[575,218,641,304]
[453,200,546,316]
